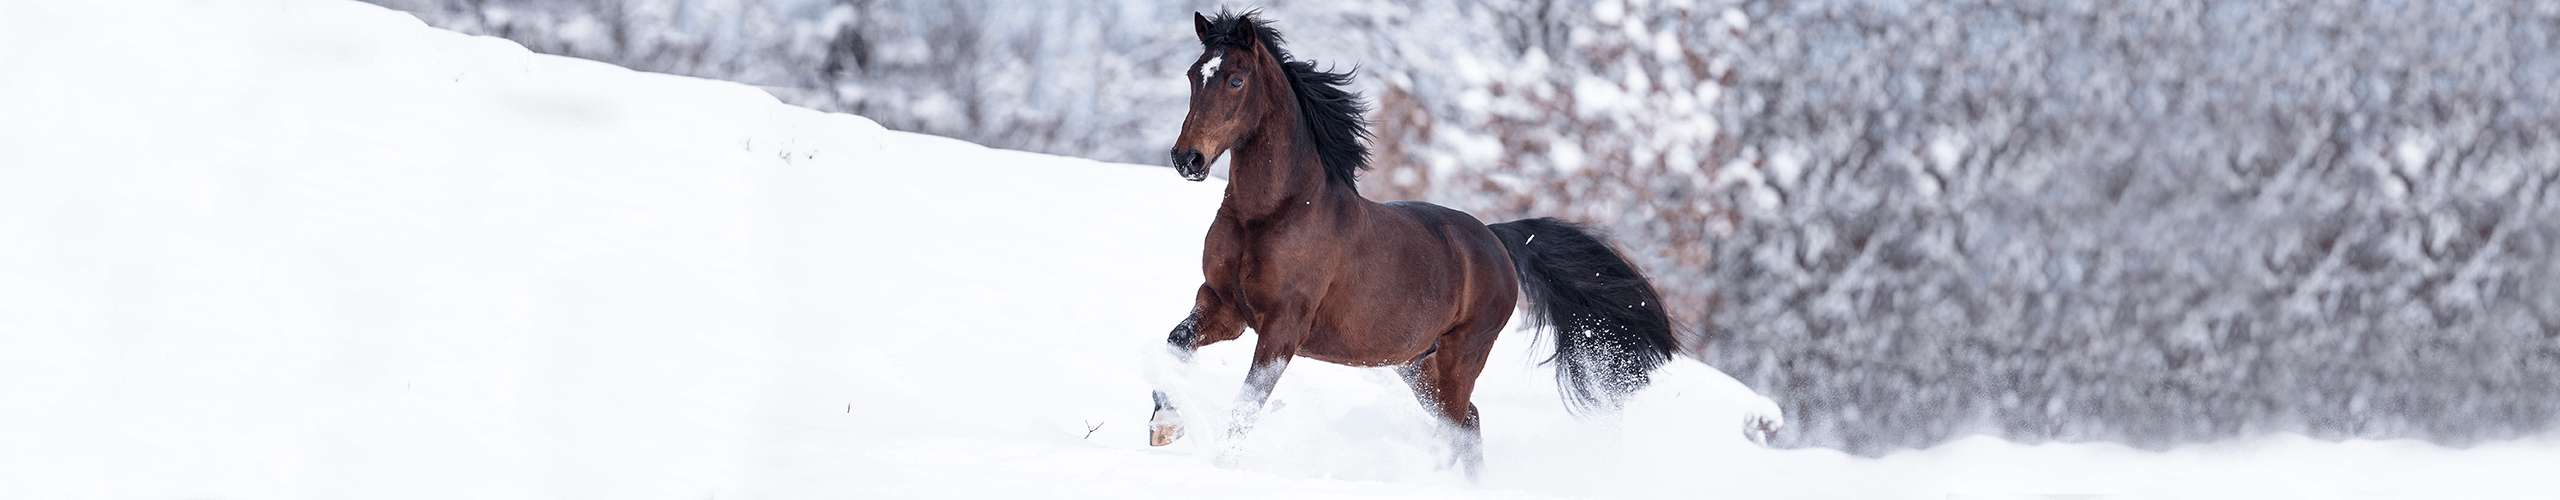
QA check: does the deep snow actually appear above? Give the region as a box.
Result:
[3,1,2556,499]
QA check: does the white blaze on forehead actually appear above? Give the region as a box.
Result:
[1199,55,1223,87]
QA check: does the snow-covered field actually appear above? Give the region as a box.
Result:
[3,1,2555,498]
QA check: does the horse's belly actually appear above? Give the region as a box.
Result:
[1296,337,1431,367]
[1292,302,1452,366]
[1295,255,1499,366]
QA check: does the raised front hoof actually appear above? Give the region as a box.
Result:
[1148,423,1185,447]
[1148,409,1185,447]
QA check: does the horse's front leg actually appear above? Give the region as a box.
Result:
[1225,325,1302,442]
[1150,284,1242,446]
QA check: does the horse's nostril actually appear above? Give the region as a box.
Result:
[1170,149,1204,169]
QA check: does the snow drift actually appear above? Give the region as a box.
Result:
[1,1,2553,499]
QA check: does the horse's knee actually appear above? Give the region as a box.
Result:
[1167,307,1245,354]
[1166,311,1203,352]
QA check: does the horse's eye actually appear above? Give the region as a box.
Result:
[1228,76,1244,89]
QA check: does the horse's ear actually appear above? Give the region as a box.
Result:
[1193,13,1211,42]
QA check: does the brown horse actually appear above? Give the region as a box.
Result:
[1146,10,1679,477]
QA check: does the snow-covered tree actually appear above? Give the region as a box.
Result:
[1704,0,2560,453]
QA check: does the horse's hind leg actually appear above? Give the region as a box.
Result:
[1401,325,1496,480]
[1151,284,1244,446]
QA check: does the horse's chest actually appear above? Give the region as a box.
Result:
[1202,224,1322,317]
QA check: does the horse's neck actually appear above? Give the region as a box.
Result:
[1221,123,1360,222]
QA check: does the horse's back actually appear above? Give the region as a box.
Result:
[1375,201,1499,256]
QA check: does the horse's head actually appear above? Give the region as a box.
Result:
[1169,12,1283,181]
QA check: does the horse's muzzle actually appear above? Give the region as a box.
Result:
[1169,148,1208,181]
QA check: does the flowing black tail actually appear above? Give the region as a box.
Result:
[1488,218,1679,414]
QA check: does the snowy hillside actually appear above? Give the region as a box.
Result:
[2,1,2555,499]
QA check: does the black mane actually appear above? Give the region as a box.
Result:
[1201,10,1373,191]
